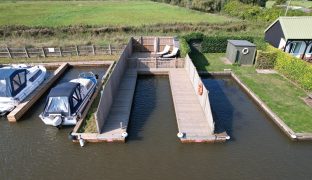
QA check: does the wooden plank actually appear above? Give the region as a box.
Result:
[7,63,70,122]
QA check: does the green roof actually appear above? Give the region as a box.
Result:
[265,16,312,40]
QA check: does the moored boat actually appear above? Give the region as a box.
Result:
[39,72,97,127]
[0,64,46,115]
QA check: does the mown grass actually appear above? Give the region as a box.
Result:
[266,0,312,8]
[191,51,312,133]
[0,1,236,27]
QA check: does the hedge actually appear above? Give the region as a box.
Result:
[267,46,312,90]
[201,36,254,53]
[255,50,277,69]
[179,37,191,58]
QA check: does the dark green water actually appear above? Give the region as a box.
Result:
[1,75,312,180]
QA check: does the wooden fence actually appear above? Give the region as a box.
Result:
[0,44,125,59]
[132,36,179,53]
[128,57,184,69]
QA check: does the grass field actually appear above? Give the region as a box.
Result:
[190,51,312,133]
[0,1,236,27]
[266,0,312,8]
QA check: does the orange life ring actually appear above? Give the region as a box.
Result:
[198,83,203,96]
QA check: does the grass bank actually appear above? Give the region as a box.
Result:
[190,50,312,133]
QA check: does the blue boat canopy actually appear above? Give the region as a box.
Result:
[0,68,27,97]
[44,82,82,116]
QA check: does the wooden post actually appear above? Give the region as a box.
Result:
[24,47,30,58]
[92,45,95,55]
[59,47,63,57]
[155,58,157,68]
[41,47,46,58]
[75,45,79,56]
[6,47,12,59]
[109,44,112,55]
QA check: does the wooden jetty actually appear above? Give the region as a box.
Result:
[169,69,215,142]
[97,70,137,142]
[7,63,69,122]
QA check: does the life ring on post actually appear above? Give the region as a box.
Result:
[198,83,203,96]
[242,48,249,55]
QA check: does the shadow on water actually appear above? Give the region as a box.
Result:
[127,76,157,141]
[202,75,235,139]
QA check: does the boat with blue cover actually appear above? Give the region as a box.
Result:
[0,64,46,115]
[39,72,97,127]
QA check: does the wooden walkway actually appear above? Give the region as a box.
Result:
[98,69,137,141]
[169,69,215,142]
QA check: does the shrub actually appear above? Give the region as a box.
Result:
[255,50,277,69]
[267,46,312,90]
[182,32,204,42]
[201,36,254,53]
[179,37,191,57]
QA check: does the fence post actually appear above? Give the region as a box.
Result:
[24,47,30,58]
[41,47,46,58]
[92,45,95,55]
[155,58,157,68]
[6,47,12,59]
[59,47,63,57]
[75,45,79,56]
[109,44,112,55]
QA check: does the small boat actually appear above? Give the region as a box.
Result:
[0,64,46,115]
[39,72,97,127]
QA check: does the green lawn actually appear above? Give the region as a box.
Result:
[0,1,236,27]
[191,51,312,133]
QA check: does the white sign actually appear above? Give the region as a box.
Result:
[48,48,55,52]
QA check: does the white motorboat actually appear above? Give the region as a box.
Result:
[39,72,97,127]
[0,64,46,115]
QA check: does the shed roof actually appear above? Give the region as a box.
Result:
[228,40,256,47]
[265,16,312,40]
[48,82,79,98]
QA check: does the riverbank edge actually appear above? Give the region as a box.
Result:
[199,71,312,141]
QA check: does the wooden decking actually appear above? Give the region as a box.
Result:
[98,69,137,141]
[169,69,215,142]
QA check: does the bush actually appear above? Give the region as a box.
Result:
[182,32,204,42]
[255,50,277,69]
[201,36,254,53]
[267,46,312,90]
[179,37,191,57]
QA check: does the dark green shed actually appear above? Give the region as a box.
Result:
[226,40,256,65]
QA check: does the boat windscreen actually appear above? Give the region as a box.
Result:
[0,79,10,97]
[44,97,69,116]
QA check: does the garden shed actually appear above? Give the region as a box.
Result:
[226,40,256,65]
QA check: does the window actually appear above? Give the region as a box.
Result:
[29,70,42,82]
[19,72,26,85]
[12,74,21,91]
[0,79,8,97]
[45,97,69,115]
[290,42,302,54]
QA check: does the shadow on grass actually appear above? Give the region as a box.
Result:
[189,45,210,72]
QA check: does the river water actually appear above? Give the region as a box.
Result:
[1,75,312,180]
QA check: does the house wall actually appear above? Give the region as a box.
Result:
[265,21,285,48]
